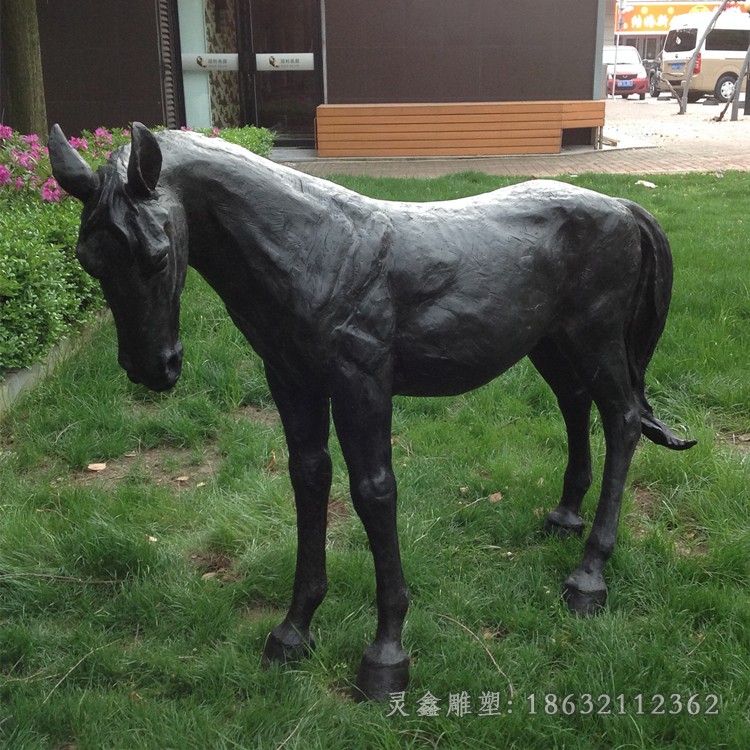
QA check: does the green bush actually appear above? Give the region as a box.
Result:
[214,126,276,156]
[0,124,274,373]
[0,193,100,370]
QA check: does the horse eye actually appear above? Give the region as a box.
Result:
[154,254,168,271]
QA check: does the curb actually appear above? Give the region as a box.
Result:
[0,311,111,418]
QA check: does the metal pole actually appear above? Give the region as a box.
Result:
[611,1,621,99]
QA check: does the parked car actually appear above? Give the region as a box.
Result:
[660,10,750,103]
[603,45,649,99]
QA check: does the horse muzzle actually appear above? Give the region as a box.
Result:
[119,342,184,392]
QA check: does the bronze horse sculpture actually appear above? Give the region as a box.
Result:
[49,123,694,701]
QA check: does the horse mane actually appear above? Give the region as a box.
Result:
[82,156,137,247]
[83,129,377,264]
[156,130,359,208]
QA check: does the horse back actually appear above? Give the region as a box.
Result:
[383,180,642,396]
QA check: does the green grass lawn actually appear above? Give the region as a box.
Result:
[1,171,749,749]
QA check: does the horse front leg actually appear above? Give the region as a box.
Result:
[331,376,410,701]
[262,367,332,666]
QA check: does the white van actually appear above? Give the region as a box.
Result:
[660,10,750,102]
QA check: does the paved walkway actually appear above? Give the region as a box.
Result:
[274,97,750,178]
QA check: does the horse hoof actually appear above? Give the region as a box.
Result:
[562,574,607,616]
[353,652,410,702]
[544,509,585,539]
[261,628,315,668]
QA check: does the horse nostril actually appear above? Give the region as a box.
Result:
[164,343,183,376]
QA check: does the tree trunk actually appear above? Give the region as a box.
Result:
[1,0,47,135]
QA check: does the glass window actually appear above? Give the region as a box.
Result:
[602,47,642,65]
[706,29,750,52]
[664,29,697,53]
[645,38,660,59]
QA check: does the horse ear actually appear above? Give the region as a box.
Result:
[127,122,162,197]
[48,124,98,202]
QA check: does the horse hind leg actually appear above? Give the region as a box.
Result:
[556,336,643,617]
[529,338,593,539]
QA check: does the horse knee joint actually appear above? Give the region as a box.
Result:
[352,469,396,508]
[289,450,332,494]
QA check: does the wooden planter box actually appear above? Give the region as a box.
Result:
[315,100,605,158]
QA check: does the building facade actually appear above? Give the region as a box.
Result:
[35,0,610,148]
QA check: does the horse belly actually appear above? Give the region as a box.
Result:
[392,315,546,397]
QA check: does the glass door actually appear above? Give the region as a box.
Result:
[178,0,244,130]
[244,0,323,145]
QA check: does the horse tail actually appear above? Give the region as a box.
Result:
[619,198,696,451]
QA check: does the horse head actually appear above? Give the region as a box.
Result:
[49,123,188,392]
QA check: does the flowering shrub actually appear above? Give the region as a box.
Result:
[0,123,273,204]
[0,125,131,369]
[0,125,130,204]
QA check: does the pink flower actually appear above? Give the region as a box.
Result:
[0,164,11,186]
[17,151,34,169]
[21,133,40,145]
[0,124,13,139]
[40,177,62,203]
[211,127,220,137]
[14,177,24,190]
[69,136,88,151]
[94,127,113,145]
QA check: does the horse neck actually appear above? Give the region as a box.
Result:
[162,144,330,308]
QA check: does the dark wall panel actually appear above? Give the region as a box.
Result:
[324,0,599,103]
[37,0,164,134]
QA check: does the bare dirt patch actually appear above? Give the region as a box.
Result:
[71,406,282,492]
[75,445,223,492]
[718,431,750,456]
[327,497,351,527]
[243,603,282,623]
[188,549,244,583]
[235,404,279,427]
[628,482,661,539]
